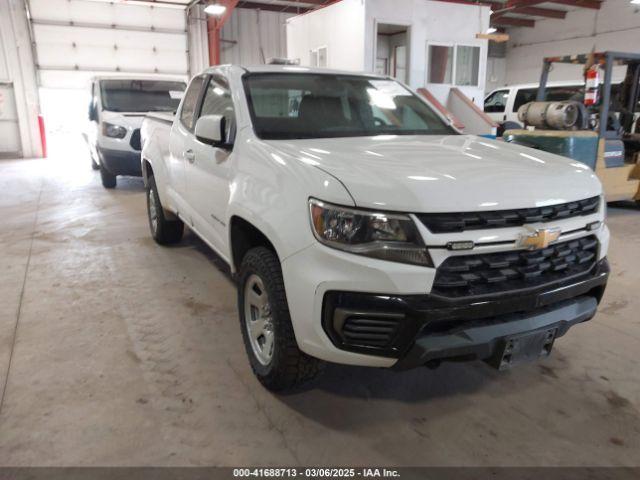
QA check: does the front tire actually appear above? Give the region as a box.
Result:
[146,175,184,245]
[99,163,117,189]
[238,247,323,391]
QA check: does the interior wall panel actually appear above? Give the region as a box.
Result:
[221,8,293,66]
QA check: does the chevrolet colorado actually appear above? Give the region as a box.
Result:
[140,65,609,391]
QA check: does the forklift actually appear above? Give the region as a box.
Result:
[503,51,640,202]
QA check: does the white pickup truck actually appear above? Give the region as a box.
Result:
[141,65,610,391]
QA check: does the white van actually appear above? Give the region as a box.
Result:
[484,81,583,130]
[87,76,186,188]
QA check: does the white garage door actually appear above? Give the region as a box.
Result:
[29,0,189,89]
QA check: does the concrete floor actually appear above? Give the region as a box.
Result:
[0,138,639,467]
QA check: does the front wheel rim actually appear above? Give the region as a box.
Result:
[148,188,159,234]
[243,274,274,366]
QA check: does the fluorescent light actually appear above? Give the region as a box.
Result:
[632,0,640,4]
[486,27,497,34]
[204,3,226,15]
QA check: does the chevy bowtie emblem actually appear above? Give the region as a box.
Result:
[517,227,561,250]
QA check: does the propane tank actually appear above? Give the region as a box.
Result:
[584,65,600,107]
[517,101,582,130]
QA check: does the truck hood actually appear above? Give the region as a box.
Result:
[267,135,602,212]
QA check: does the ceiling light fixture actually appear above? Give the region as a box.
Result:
[632,0,640,4]
[486,27,497,34]
[204,3,227,15]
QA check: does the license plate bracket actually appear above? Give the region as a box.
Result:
[490,328,557,370]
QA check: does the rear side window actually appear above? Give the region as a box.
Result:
[546,86,582,102]
[180,76,205,130]
[513,88,537,112]
[512,85,583,112]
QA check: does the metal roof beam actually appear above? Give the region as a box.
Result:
[236,1,312,12]
[507,6,566,18]
[549,0,601,9]
[491,15,535,27]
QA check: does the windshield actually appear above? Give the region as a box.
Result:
[243,73,455,140]
[100,79,186,113]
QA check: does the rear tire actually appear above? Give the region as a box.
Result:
[238,247,323,391]
[99,163,117,189]
[146,175,184,245]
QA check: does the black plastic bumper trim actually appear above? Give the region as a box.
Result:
[321,258,609,362]
[393,295,597,370]
[98,147,142,177]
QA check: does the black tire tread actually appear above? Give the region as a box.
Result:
[147,175,184,245]
[99,163,116,189]
[238,247,323,391]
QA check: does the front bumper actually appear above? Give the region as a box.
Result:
[98,147,142,177]
[321,258,609,369]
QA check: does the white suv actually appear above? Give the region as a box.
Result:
[141,66,610,391]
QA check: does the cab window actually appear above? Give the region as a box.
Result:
[196,75,236,144]
[179,76,206,130]
[484,90,509,113]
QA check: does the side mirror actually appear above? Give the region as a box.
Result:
[195,114,226,146]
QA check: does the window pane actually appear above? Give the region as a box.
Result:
[546,86,582,102]
[180,76,205,130]
[428,45,453,84]
[484,90,509,113]
[243,73,454,140]
[513,88,537,112]
[455,46,480,86]
[100,79,185,113]
[199,76,236,143]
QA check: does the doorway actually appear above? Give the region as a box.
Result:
[39,87,91,163]
[375,23,409,83]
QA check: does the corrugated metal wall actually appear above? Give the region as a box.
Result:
[0,0,42,158]
[220,8,293,66]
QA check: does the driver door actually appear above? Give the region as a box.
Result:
[184,74,236,261]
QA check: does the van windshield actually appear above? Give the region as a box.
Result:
[243,73,455,140]
[100,79,186,113]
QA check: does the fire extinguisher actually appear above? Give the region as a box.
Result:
[584,65,600,106]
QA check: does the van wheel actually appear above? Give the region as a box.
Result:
[99,163,117,189]
[238,247,323,391]
[146,175,184,245]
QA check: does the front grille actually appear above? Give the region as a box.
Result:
[340,316,401,348]
[433,236,598,297]
[417,196,600,233]
[129,129,141,151]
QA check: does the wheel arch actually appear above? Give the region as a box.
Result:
[229,216,280,274]
[141,157,153,187]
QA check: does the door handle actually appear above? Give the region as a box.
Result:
[185,149,195,163]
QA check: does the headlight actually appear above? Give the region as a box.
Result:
[102,122,127,139]
[309,198,433,267]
